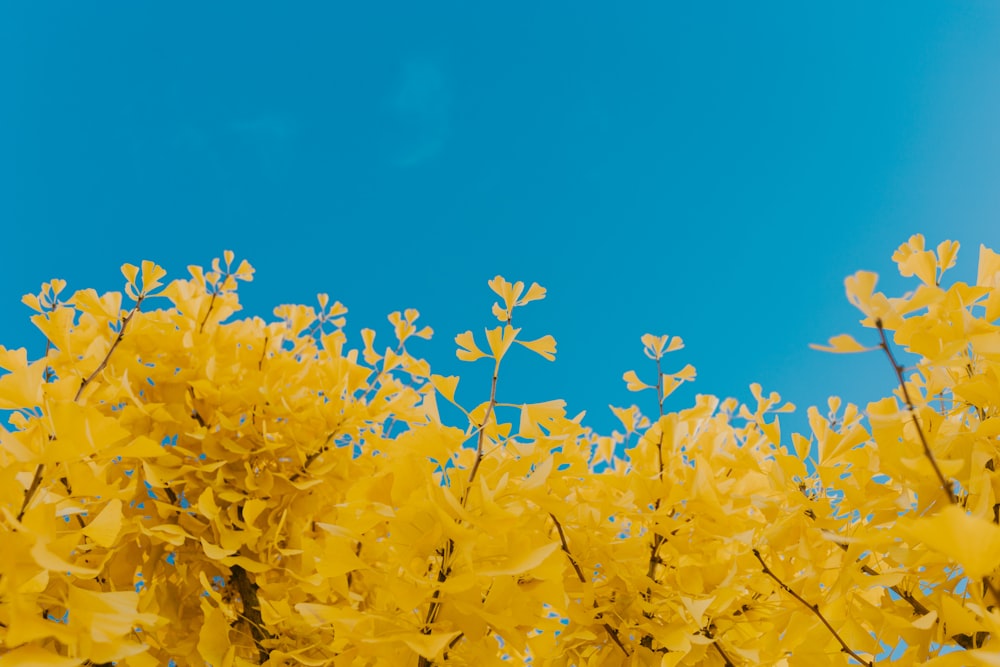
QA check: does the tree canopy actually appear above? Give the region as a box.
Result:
[2,236,1000,665]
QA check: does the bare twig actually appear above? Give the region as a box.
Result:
[550,513,631,657]
[875,319,955,504]
[752,548,872,666]
[229,563,272,664]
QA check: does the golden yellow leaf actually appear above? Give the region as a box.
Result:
[515,334,557,361]
[0,646,82,667]
[478,541,560,576]
[121,262,140,287]
[809,333,878,354]
[485,325,520,363]
[431,374,460,403]
[82,499,123,548]
[0,347,43,410]
[622,369,652,392]
[455,330,489,362]
[372,630,463,659]
[201,537,237,560]
[198,603,233,666]
[898,505,1000,578]
[31,540,101,577]
[610,405,638,434]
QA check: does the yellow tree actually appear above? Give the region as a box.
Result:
[0,236,999,665]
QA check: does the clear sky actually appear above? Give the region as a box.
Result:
[3,2,1000,440]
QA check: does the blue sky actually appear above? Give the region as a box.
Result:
[3,2,1000,440]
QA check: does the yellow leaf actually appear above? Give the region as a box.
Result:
[912,610,938,630]
[121,263,139,286]
[898,505,1000,578]
[515,334,557,361]
[377,630,463,660]
[809,333,878,354]
[892,234,938,285]
[485,325,520,363]
[20,292,43,313]
[198,487,220,520]
[82,499,123,548]
[623,369,652,392]
[201,537,237,560]
[759,418,780,445]
[978,244,1000,287]
[431,374,460,403]
[519,400,567,438]
[0,347,43,410]
[478,541,560,576]
[936,240,960,275]
[491,301,508,322]
[140,260,167,293]
[0,646,82,667]
[31,540,101,577]
[488,275,520,311]
[198,603,232,666]
[610,405,638,434]
[455,330,489,362]
[518,282,546,305]
[361,328,382,365]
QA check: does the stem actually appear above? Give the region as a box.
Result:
[20,298,144,522]
[640,357,667,648]
[462,370,499,505]
[752,549,872,666]
[706,627,735,667]
[550,513,631,657]
[875,319,956,504]
[229,563,272,664]
[418,369,499,666]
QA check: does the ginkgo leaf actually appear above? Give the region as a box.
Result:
[140,260,167,293]
[519,400,567,438]
[31,540,101,577]
[809,333,878,354]
[610,405,639,434]
[455,330,489,362]
[485,325,520,363]
[121,263,140,287]
[0,646,83,667]
[82,499,123,548]
[892,234,938,285]
[898,505,1000,578]
[515,334,557,361]
[198,603,233,666]
[372,630,462,660]
[431,374,460,403]
[518,282,546,305]
[623,369,652,392]
[478,541,560,576]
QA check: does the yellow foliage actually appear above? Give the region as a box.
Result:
[3,242,1000,665]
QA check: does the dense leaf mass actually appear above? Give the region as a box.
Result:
[2,237,1000,665]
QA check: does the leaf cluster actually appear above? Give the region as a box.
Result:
[1,237,1000,665]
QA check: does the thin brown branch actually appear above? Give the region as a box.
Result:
[550,513,631,657]
[199,288,219,333]
[462,370,499,505]
[875,319,956,504]
[20,299,144,522]
[229,563,272,664]
[640,357,668,649]
[76,296,144,402]
[752,548,872,666]
[417,368,501,666]
[16,464,45,522]
[706,626,735,667]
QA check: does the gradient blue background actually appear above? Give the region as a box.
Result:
[3,3,1000,440]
